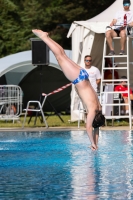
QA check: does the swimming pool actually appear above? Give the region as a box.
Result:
[0,130,133,199]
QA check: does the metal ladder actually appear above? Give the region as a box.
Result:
[100,36,132,129]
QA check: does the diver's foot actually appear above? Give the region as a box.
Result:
[32,29,48,39]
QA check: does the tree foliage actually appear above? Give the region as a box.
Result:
[0,0,115,57]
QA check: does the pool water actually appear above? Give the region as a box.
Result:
[0,130,133,199]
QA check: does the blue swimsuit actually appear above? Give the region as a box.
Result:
[72,69,89,85]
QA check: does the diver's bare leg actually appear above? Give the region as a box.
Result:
[32,29,80,81]
[33,29,80,68]
[48,36,78,66]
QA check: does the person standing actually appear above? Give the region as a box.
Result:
[105,0,133,56]
[84,55,101,93]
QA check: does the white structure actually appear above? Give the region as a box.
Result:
[67,0,133,121]
[0,49,72,113]
[0,50,72,85]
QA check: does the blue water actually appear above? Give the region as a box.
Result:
[0,130,133,199]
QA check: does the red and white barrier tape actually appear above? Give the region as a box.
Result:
[42,83,72,97]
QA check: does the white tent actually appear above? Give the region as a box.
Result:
[0,50,72,111]
[0,50,72,85]
[67,0,133,121]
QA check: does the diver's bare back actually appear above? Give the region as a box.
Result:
[76,80,99,111]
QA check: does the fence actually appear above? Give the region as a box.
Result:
[0,85,23,122]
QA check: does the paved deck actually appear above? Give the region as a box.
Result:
[0,126,132,132]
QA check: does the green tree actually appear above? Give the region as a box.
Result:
[0,0,19,56]
[0,0,115,57]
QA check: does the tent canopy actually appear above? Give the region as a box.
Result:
[68,0,130,35]
[0,50,72,85]
[0,50,72,112]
